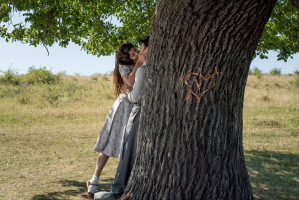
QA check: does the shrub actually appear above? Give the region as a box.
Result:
[106,71,114,76]
[39,85,62,105]
[64,82,82,97]
[252,67,262,76]
[92,76,98,81]
[102,75,109,81]
[92,73,102,76]
[256,73,262,79]
[270,67,281,76]
[0,85,21,98]
[294,70,299,75]
[262,96,270,102]
[23,67,60,85]
[0,70,20,85]
[57,71,68,77]
[17,93,31,104]
[252,67,263,79]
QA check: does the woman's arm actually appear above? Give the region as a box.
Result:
[122,63,140,87]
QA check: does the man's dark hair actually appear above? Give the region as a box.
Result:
[139,36,149,47]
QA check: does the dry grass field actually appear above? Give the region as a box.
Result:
[0,72,298,200]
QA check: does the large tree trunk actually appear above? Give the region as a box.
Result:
[125,0,276,199]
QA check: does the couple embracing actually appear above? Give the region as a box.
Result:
[87,37,149,199]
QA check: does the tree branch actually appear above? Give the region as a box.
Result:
[55,0,62,33]
[43,43,50,56]
[144,0,151,21]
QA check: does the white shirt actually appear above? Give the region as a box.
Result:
[128,62,146,103]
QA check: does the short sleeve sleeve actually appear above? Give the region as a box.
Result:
[119,65,132,77]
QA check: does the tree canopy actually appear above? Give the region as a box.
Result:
[0,0,298,61]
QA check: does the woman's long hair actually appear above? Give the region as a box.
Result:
[114,43,135,98]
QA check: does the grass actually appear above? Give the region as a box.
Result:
[243,75,299,199]
[0,74,117,200]
[0,74,298,199]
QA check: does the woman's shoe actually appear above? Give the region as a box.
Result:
[87,180,99,199]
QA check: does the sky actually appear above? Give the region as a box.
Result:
[0,39,298,76]
[0,39,115,76]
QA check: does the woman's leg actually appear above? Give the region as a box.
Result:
[87,152,110,198]
[94,152,109,177]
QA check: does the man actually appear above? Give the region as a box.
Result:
[94,37,149,200]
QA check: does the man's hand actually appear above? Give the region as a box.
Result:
[122,84,131,95]
[139,44,148,59]
[136,44,148,67]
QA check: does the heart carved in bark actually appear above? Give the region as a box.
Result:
[184,67,220,102]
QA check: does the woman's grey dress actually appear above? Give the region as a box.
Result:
[94,65,134,159]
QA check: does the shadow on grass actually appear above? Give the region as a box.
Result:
[32,178,114,200]
[31,151,298,200]
[245,150,299,200]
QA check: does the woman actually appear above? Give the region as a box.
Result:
[87,43,141,198]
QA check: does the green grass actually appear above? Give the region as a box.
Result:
[243,75,299,199]
[0,74,298,199]
[0,75,117,199]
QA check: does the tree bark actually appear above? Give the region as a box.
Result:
[125,0,276,199]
